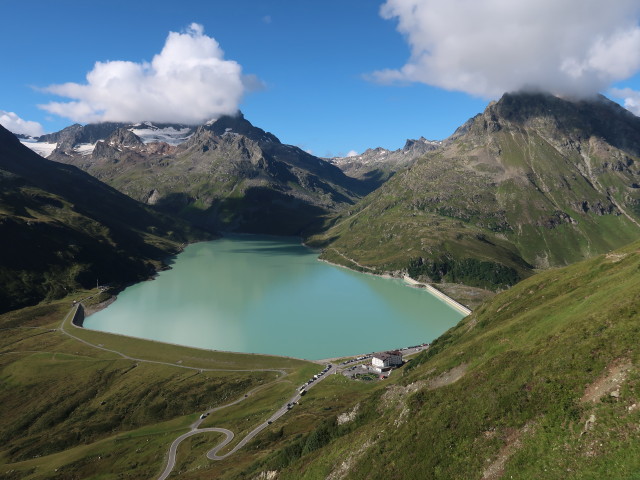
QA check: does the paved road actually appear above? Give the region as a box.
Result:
[158,347,431,478]
[156,363,338,478]
[158,427,234,480]
[205,363,339,461]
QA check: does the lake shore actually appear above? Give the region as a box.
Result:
[317,256,472,316]
[82,236,465,360]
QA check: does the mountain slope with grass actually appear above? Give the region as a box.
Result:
[246,238,640,480]
[0,124,205,313]
[309,92,640,297]
[0,294,316,480]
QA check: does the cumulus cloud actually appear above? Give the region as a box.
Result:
[346,150,359,157]
[373,0,640,98]
[610,87,640,115]
[39,23,252,124]
[0,111,44,136]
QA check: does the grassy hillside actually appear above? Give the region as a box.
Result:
[2,240,639,479]
[309,93,640,296]
[0,125,208,313]
[246,239,640,479]
[0,293,318,479]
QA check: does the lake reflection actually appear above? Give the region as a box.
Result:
[84,235,465,359]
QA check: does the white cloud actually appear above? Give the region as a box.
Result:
[373,0,640,98]
[39,23,252,124]
[610,87,640,115]
[0,111,44,136]
[346,150,358,157]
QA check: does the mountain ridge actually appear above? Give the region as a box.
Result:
[0,123,205,312]
[309,91,640,297]
[39,114,371,235]
[329,136,441,188]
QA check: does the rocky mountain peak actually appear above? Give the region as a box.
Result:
[204,112,281,145]
[107,128,144,147]
[402,136,441,153]
[42,122,128,152]
[490,92,639,148]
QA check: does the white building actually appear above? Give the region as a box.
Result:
[372,350,403,372]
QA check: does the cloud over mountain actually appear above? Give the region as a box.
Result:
[0,111,44,136]
[611,87,640,115]
[39,24,251,124]
[373,0,640,98]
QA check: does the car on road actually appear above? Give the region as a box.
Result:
[199,413,209,419]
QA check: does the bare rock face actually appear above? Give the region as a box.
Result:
[44,115,369,235]
[330,137,442,188]
[146,189,161,205]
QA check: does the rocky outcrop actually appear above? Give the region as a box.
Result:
[330,137,441,188]
[45,115,369,235]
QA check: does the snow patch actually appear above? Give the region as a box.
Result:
[74,143,96,156]
[129,125,193,145]
[20,139,57,158]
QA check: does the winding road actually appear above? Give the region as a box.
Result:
[57,300,426,480]
[158,362,338,479]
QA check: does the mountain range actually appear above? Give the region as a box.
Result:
[26,114,370,235]
[2,91,640,479]
[309,92,640,302]
[329,136,441,188]
[11,92,640,306]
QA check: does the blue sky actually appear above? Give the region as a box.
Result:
[2,0,640,157]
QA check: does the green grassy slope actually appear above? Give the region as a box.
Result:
[257,239,640,480]
[2,237,639,480]
[309,93,640,295]
[0,293,315,479]
[0,125,208,313]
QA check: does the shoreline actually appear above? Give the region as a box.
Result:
[78,235,470,364]
[318,257,472,316]
[71,303,318,364]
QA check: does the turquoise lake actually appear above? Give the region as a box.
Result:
[84,235,465,360]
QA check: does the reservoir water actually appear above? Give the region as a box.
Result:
[84,236,465,360]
